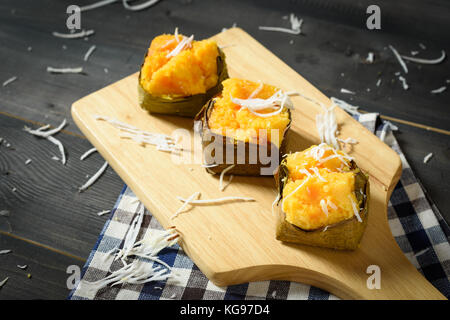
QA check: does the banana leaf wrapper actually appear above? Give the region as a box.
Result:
[194,99,292,176]
[274,159,370,250]
[138,48,228,118]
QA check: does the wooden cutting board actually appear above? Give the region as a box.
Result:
[71,28,445,300]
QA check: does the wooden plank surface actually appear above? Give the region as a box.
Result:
[72,28,444,299]
[0,0,449,299]
[0,232,83,300]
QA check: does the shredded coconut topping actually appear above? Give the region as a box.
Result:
[348,194,362,222]
[320,199,329,216]
[316,103,339,150]
[310,167,327,182]
[166,34,194,58]
[232,90,293,118]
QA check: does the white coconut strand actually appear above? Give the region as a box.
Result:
[78,161,108,192]
[52,30,95,39]
[401,50,446,64]
[47,67,83,74]
[389,45,408,74]
[80,147,97,160]
[122,0,161,11]
[83,45,97,61]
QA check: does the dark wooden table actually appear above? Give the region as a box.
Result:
[0,0,449,300]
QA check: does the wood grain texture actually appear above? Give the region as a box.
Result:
[0,232,83,300]
[71,28,445,300]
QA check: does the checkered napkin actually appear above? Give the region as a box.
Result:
[69,112,450,300]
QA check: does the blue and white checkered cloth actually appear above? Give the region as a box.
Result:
[69,112,450,300]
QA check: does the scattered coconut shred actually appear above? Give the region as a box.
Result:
[47,67,83,74]
[219,165,235,191]
[171,192,255,220]
[423,152,433,164]
[95,116,178,152]
[388,45,408,74]
[52,29,95,39]
[430,86,446,94]
[230,89,294,118]
[398,75,409,90]
[0,210,10,217]
[79,0,161,12]
[259,13,303,35]
[177,194,255,205]
[0,277,8,289]
[401,50,446,65]
[79,161,108,192]
[2,76,18,87]
[365,52,374,64]
[340,88,356,95]
[96,210,111,216]
[80,147,97,160]
[23,119,67,164]
[83,45,97,62]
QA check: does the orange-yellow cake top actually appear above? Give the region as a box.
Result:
[207,78,291,146]
[140,33,219,97]
[282,144,359,230]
